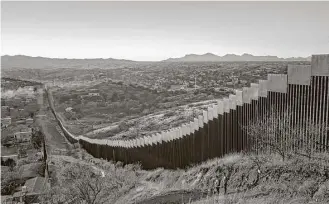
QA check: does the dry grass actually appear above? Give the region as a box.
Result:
[129,152,329,204]
[46,148,329,204]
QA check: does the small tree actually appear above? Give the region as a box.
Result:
[49,163,110,204]
[42,162,138,204]
[295,120,328,160]
[111,92,119,102]
[243,108,297,161]
[1,171,23,195]
[222,163,235,195]
[31,127,43,149]
[244,107,328,161]
[3,158,16,171]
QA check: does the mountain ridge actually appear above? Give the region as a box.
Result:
[1,54,311,70]
[1,55,144,70]
[165,53,311,62]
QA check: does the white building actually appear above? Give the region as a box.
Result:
[25,118,34,125]
[14,131,32,143]
[1,117,11,128]
[65,107,73,112]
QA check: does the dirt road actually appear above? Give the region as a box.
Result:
[41,119,71,153]
[133,189,208,204]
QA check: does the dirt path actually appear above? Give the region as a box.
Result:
[41,119,71,153]
[133,189,208,204]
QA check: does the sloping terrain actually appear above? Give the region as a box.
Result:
[68,151,329,204]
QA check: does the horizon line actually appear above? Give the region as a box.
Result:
[1,52,313,62]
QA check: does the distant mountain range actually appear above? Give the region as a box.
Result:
[165,53,311,62]
[1,55,142,70]
[1,54,311,70]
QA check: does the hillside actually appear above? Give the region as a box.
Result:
[165,53,311,62]
[43,151,329,204]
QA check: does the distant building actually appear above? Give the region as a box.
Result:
[88,93,100,96]
[98,73,106,78]
[1,106,9,117]
[1,105,9,110]
[1,117,12,128]
[65,107,73,112]
[25,86,34,91]
[25,98,32,103]
[25,118,34,125]
[16,119,26,125]
[14,130,32,143]
[36,114,46,118]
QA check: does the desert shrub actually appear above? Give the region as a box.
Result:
[31,127,44,149]
[164,111,176,118]
[41,159,142,204]
[298,180,319,197]
[313,182,329,202]
[1,171,23,195]
[2,158,16,171]
[118,121,129,132]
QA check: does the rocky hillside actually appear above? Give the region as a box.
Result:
[72,151,329,204]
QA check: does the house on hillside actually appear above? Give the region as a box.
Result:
[25,98,32,103]
[14,130,32,143]
[16,119,26,125]
[2,108,10,118]
[25,118,34,125]
[2,105,10,112]
[98,73,106,78]
[1,117,12,128]
[65,107,73,112]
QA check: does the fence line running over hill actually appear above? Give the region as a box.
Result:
[45,54,329,170]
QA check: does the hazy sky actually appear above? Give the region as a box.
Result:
[2,1,329,61]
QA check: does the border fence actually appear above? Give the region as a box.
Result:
[46,54,329,169]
